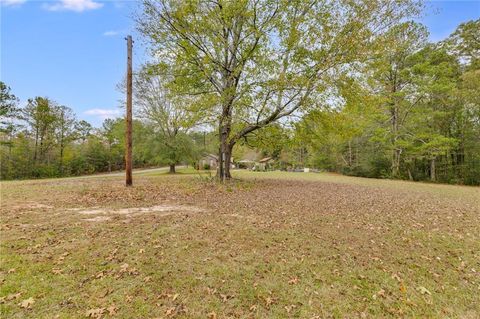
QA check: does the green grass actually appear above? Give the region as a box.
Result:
[1,170,479,318]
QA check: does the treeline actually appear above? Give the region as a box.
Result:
[2,8,479,185]
[0,88,210,179]
[135,0,479,184]
[247,20,479,185]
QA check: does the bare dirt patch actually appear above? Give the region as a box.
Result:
[83,216,112,222]
[69,204,206,221]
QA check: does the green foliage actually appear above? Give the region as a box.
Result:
[0,92,201,179]
[138,0,422,178]
[289,20,480,185]
[237,124,291,160]
[2,14,478,185]
[443,19,479,66]
[0,81,19,136]
[134,66,203,170]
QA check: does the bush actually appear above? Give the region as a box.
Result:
[203,163,211,170]
[32,164,60,178]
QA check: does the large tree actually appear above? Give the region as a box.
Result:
[134,66,202,173]
[138,0,422,180]
[367,21,428,177]
[0,82,20,151]
[289,20,479,184]
[101,118,124,172]
[443,18,479,67]
[54,105,77,173]
[75,120,93,143]
[0,81,19,132]
[21,97,58,163]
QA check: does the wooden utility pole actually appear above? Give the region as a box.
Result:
[125,35,133,187]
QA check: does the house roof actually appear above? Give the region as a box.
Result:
[259,157,273,163]
[202,153,236,163]
[203,153,218,160]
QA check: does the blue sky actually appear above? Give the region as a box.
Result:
[1,0,479,127]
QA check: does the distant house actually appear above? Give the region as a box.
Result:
[199,153,234,170]
[257,157,274,171]
[199,153,219,169]
[237,159,255,169]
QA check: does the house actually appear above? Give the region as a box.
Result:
[199,153,219,169]
[237,159,255,169]
[199,153,234,170]
[256,157,274,171]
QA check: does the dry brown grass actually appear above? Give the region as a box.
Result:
[1,169,479,318]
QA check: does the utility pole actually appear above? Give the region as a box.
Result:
[125,35,133,187]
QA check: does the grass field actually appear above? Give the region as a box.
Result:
[1,169,479,318]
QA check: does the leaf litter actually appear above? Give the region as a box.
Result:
[1,173,479,317]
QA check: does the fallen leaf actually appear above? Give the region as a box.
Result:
[165,307,176,317]
[86,307,105,318]
[19,297,35,309]
[6,292,22,301]
[95,271,105,279]
[206,287,217,295]
[264,296,275,308]
[416,286,431,295]
[285,304,296,313]
[52,268,63,275]
[377,289,386,298]
[107,305,118,315]
[392,273,401,282]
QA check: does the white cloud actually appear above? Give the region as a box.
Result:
[84,108,122,120]
[44,0,103,12]
[103,29,128,37]
[103,30,120,37]
[1,0,26,7]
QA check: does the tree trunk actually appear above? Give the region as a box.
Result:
[33,126,39,162]
[430,157,436,181]
[59,144,64,174]
[217,131,234,180]
[169,164,176,174]
[39,137,44,162]
[224,143,233,179]
[390,90,400,178]
[348,140,352,167]
[392,148,401,177]
[218,130,224,181]
[218,116,232,181]
[408,168,413,181]
[108,144,112,172]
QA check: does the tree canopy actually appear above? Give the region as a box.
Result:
[1,10,479,185]
[138,0,423,179]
